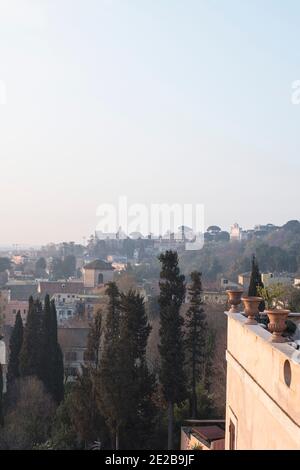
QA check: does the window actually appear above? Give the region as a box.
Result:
[13,309,16,314]
[65,351,77,361]
[65,367,77,377]
[229,420,236,450]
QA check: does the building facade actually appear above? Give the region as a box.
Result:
[83,260,114,288]
[225,311,300,449]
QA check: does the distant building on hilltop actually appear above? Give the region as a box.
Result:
[261,272,294,288]
[83,259,114,289]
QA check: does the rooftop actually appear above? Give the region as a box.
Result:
[192,425,225,443]
[38,281,84,296]
[83,259,114,271]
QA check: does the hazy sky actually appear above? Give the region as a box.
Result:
[0,0,300,245]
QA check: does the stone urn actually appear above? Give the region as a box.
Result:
[265,309,290,343]
[242,296,262,325]
[227,290,243,313]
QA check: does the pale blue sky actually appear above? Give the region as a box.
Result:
[0,0,299,244]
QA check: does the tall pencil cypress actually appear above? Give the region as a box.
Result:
[118,290,155,449]
[50,300,64,404]
[158,251,186,450]
[98,282,123,449]
[185,271,207,418]
[248,255,265,312]
[0,363,3,426]
[19,297,44,379]
[42,295,64,403]
[7,311,23,396]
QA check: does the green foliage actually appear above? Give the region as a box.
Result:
[257,283,288,310]
[62,255,77,278]
[35,257,47,276]
[98,285,156,449]
[0,258,10,273]
[286,287,300,312]
[185,271,207,418]
[248,255,265,312]
[85,309,103,367]
[97,282,123,448]
[0,377,56,450]
[0,364,3,427]
[285,319,297,336]
[118,290,156,449]
[7,311,23,398]
[41,296,64,404]
[19,298,44,379]
[158,251,186,449]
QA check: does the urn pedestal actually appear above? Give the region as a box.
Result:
[265,309,290,343]
[242,296,262,325]
[227,290,243,314]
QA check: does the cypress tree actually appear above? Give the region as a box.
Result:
[185,271,207,418]
[118,290,156,449]
[50,300,64,404]
[99,284,156,449]
[98,282,123,449]
[158,250,186,450]
[0,363,3,426]
[85,309,103,369]
[7,311,23,397]
[42,295,64,404]
[248,255,265,312]
[19,297,44,379]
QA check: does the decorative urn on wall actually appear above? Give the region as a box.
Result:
[257,284,290,343]
[242,296,262,325]
[227,289,243,313]
[265,309,290,343]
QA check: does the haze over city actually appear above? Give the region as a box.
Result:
[1,0,300,244]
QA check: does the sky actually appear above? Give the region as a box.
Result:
[0,0,300,245]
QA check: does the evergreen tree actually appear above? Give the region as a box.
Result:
[118,290,156,449]
[158,250,187,450]
[185,271,207,418]
[42,295,64,404]
[98,285,156,449]
[98,282,123,449]
[19,297,44,379]
[81,309,104,447]
[248,255,265,312]
[7,311,23,397]
[0,363,3,426]
[85,309,103,369]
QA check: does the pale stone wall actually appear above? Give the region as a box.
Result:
[225,313,300,450]
[83,269,96,288]
[83,269,114,288]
